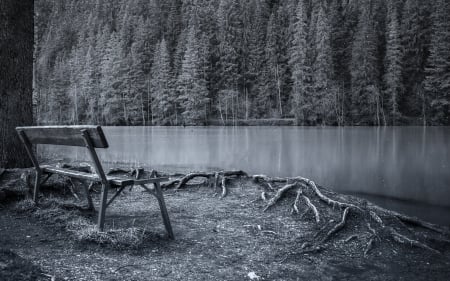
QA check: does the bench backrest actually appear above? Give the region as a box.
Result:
[16,126,109,148]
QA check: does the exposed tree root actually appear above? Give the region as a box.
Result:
[291,189,302,214]
[323,207,350,242]
[389,228,441,255]
[302,194,320,223]
[369,204,448,235]
[157,170,247,198]
[263,183,298,212]
[175,172,212,190]
[297,178,359,210]
[364,236,376,257]
[252,175,287,184]
[345,235,358,243]
[68,179,81,201]
[261,192,268,202]
[48,166,449,258]
[221,176,227,198]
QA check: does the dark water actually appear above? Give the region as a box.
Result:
[38,126,450,225]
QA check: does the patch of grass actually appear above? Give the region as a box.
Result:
[67,218,148,249]
[13,198,36,213]
[12,196,150,249]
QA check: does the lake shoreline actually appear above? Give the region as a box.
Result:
[1,167,450,280]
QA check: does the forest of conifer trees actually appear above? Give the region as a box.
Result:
[34,0,450,126]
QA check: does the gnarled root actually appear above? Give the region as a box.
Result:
[302,194,320,223]
[323,207,351,242]
[158,170,247,197]
[221,176,227,198]
[263,183,298,212]
[298,178,359,210]
[291,189,302,214]
[389,228,441,255]
[364,236,376,257]
[176,172,212,190]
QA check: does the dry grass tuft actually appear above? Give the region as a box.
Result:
[67,218,148,249]
[13,198,37,213]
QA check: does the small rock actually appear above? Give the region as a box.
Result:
[248,271,261,280]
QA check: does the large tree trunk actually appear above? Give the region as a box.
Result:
[0,0,34,168]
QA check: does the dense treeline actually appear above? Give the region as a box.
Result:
[34,0,450,126]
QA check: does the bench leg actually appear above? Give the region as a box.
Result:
[97,182,109,231]
[33,170,41,202]
[153,182,174,239]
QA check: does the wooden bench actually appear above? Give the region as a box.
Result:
[15,125,174,238]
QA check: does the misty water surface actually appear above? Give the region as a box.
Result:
[38,126,450,225]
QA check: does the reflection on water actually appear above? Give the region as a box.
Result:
[38,126,450,225]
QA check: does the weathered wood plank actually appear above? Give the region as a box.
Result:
[41,166,168,187]
[16,126,108,148]
[41,166,131,187]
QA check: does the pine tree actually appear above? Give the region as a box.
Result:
[99,32,123,125]
[289,0,309,124]
[129,17,154,125]
[217,0,241,122]
[400,0,432,120]
[424,0,450,125]
[312,3,335,125]
[151,39,175,125]
[350,0,383,125]
[176,23,210,125]
[383,0,402,125]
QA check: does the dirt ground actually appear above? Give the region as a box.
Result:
[1,168,450,281]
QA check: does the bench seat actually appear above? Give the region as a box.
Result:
[41,165,168,187]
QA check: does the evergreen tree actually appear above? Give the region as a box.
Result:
[289,0,309,124]
[424,0,450,125]
[151,39,175,125]
[99,32,123,125]
[400,0,432,120]
[383,0,402,124]
[350,0,383,125]
[312,3,335,125]
[176,23,210,125]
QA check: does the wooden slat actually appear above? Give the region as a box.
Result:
[134,177,169,185]
[16,126,108,148]
[41,166,168,187]
[41,166,133,187]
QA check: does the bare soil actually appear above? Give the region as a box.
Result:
[1,168,450,281]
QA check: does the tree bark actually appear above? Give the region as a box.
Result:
[0,0,34,168]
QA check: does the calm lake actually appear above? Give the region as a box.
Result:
[38,126,450,226]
